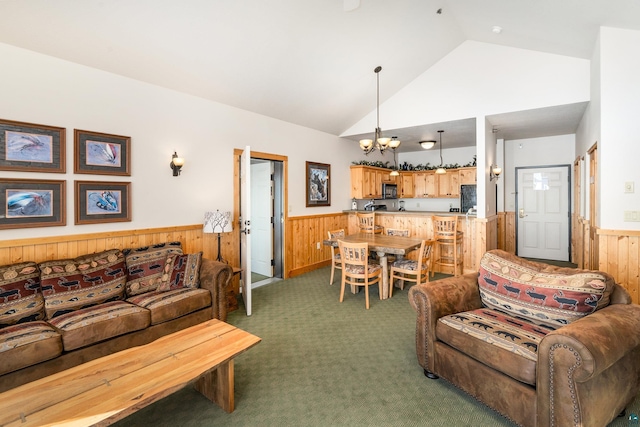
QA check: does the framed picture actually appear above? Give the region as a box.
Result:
[0,178,66,229]
[0,118,66,173]
[74,129,131,176]
[305,161,330,207]
[75,180,131,225]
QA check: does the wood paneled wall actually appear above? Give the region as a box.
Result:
[497,211,516,254]
[0,225,222,266]
[285,213,349,277]
[597,228,639,304]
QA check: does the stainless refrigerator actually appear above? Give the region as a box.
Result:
[460,184,477,213]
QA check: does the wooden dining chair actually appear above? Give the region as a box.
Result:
[327,229,345,285]
[389,239,434,297]
[431,215,464,277]
[383,228,410,263]
[338,240,382,309]
[356,212,383,234]
[384,228,409,237]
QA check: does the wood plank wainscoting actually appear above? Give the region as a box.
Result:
[0,225,218,266]
[597,228,640,304]
[497,211,516,254]
[285,213,349,278]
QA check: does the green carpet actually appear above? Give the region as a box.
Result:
[115,267,639,426]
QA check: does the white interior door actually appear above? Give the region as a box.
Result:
[240,146,252,316]
[250,161,273,277]
[517,166,570,261]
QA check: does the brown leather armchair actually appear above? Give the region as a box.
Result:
[409,250,640,427]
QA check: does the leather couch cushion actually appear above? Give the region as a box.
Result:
[158,252,203,292]
[123,242,183,296]
[0,321,62,375]
[39,249,127,319]
[48,300,150,351]
[0,261,45,327]
[437,308,550,385]
[478,250,614,329]
[127,288,211,325]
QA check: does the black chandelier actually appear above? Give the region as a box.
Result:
[359,66,400,155]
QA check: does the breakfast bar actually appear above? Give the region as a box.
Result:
[343,210,482,275]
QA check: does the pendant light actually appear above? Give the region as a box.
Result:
[359,66,401,155]
[435,130,446,174]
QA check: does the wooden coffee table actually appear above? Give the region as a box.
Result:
[0,319,261,426]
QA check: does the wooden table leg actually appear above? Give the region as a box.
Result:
[377,252,388,299]
[194,359,235,413]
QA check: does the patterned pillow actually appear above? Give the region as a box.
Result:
[0,261,45,327]
[157,252,203,292]
[124,242,183,296]
[39,249,126,319]
[478,250,614,329]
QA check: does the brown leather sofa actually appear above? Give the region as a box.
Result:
[409,249,640,427]
[0,246,232,393]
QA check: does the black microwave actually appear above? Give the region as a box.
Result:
[383,183,397,199]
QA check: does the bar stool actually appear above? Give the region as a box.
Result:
[356,212,383,234]
[431,215,463,276]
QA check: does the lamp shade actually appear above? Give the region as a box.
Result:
[204,210,233,234]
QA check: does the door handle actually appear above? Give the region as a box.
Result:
[519,208,528,218]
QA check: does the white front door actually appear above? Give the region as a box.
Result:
[516,165,570,261]
[240,146,252,316]
[251,161,273,277]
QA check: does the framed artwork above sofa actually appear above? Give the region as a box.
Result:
[74,180,131,225]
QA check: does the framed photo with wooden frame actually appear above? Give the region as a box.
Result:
[0,178,66,229]
[74,129,131,176]
[74,180,131,225]
[0,118,66,173]
[305,161,330,207]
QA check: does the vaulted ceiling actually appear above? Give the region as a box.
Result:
[1,0,639,148]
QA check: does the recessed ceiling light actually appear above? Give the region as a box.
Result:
[492,26,502,34]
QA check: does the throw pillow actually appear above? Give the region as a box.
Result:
[39,249,126,319]
[478,250,614,329]
[124,242,183,296]
[0,261,45,327]
[157,252,203,292]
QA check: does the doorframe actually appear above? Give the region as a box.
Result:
[514,164,571,260]
[233,149,289,279]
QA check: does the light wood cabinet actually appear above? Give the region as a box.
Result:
[398,172,414,198]
[350,165,394,199]
[414,171,437,198]
[458,167,477,185]
[438,169,459,198]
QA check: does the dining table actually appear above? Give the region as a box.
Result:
[323,232,423,299]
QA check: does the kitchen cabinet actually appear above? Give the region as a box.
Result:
[438,169,459,198]
[414,171,437,198]
[350,165,394,199]
[458,167,477,185]
[398,172,414,198]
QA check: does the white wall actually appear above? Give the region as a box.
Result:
[343,41,590,137]
[597,27,640,230]
[503,134,575,212]
[0,42,363,241]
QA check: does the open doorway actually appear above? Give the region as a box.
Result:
[234,149,288,300]
[250,158,284,287]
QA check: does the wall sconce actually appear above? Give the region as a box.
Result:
[170,151,185,176]
[490,165,502,181]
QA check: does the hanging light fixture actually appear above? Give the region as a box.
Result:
[359,66,401,155]
[420,140,436,150]
[435,130,446,174]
